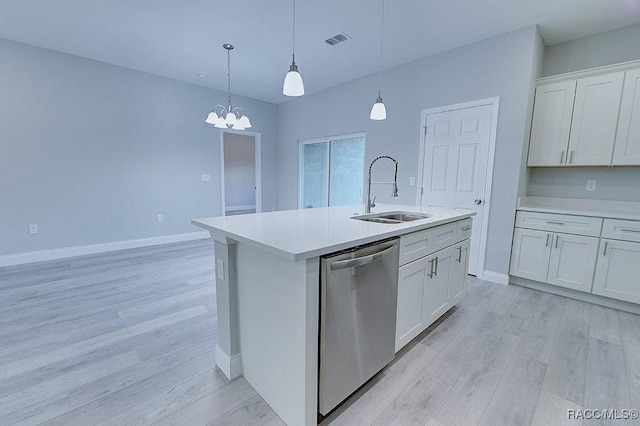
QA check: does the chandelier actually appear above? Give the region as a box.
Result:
[205,44,252,130]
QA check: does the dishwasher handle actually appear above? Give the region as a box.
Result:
[330,244,397,271]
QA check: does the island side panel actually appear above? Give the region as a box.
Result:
[213,237,242,379]
[236,242,319,426]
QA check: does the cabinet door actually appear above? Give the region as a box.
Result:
[593,239,640,304]
[613,69,640,165]
[509,228,552,282]
[547,233,599,292]
[449,239,470,305]
[527,81,576,166]
[567,72,624,165]
[422,246,453,327]
[395,257,429,352]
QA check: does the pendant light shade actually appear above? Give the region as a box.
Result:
[205,44,252,130]
[283,0,304,96]
[370,94,387,120]
[283,61,304,96]
[370,0,387,120]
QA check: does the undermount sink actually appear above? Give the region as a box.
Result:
[351,211,433,224]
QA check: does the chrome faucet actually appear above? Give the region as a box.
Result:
[365,155,399,213]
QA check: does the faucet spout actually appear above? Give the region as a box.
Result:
[365,155,399,213]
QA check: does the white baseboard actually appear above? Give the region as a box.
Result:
[481,270,510,286]
[215,344,243,380]
[0,231,210,268]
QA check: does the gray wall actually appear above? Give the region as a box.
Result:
[542,24,640,77]
[529,23,640,202]
[276,26,541,276]
[0,37,278,256]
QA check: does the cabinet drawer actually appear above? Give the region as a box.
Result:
[515,211,602,237]
[602,219,640,242]
[399,223,457,266]
[456,218,472,242]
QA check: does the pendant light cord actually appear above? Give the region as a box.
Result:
[377,0,385,96]
[292,0,297,63]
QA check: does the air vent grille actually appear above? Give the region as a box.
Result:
[325,32,351,46]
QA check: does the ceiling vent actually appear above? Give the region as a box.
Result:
[325,32,351,46]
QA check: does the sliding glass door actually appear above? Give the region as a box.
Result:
[299,134,365,209]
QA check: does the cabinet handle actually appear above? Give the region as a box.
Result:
[545,234,550,247]
[620,228,640,233]
[546,221,565,225]
[434,257,439,276]
[603,241,608,256]
[555,235,559,248]
[429,259,435,278]
[457,246,462,263]
[569,150,574,164]
[560,151,565,164]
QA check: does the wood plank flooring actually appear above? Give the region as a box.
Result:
[1,240,639,425]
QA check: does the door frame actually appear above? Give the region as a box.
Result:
[416,97,500,280]
[297,132,366,209]
[220,129,262,216]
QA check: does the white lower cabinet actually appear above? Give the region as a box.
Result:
[509,228,552,282]
[592,239,640,304]
[547,233,599,292]
[449,239,470,305]
[396,257,430,350]
[510,227,598,292]
[511,212,640,306]
[422,246,453,326]
[396,238,469,352]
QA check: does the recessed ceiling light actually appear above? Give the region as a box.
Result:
[197,73,206,78]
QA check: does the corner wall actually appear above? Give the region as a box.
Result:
[0,37,278,258]
[276,26,541,277]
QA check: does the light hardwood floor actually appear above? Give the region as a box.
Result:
[1,240,638,425]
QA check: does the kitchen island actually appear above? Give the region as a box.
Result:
[192,204,474,425]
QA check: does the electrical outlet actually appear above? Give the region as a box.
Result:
[28,224,38,235]
[409,177,416,186]
[157,214,164,223]
[201,174,211,182]
[586,180,597,192]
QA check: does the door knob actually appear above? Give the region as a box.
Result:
[474,199,482,205]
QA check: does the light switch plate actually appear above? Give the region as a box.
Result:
[216,258,225,280]
[157,214,164,223]
[586,180,597,192]
[201,174,211,182]
[409,177,416,186]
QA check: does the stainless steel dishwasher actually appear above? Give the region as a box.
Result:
[318,237,399,416]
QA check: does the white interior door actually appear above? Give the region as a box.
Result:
[419,102,495,276]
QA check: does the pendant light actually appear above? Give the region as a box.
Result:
[283,0,304,96]
[370,0,387,120]
[205,44,252,130]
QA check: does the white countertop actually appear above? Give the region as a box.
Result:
[192,204,474,261]
[517,196,640,220]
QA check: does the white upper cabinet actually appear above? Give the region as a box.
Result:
[613,69,640,165]
[527,81,576,166]
[527,64,640,167]
[567,72,624,166]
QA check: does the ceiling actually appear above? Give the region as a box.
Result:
[0,0,639,104]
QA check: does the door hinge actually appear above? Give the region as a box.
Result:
[424,125,428,136]
[420,187,424,195]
